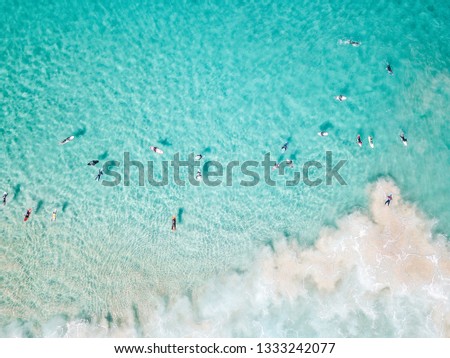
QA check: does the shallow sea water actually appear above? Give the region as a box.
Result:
[1,0,449,337]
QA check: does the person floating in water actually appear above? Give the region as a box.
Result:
[386,63,393,75]
[336,95,346,102]
[385,194,393,206]
[88,160,99,166]
[195,154,203,160]
[196,169,202,181]
[171,216,177,231]
[281,142,288,152]
[95,169,103,181]
[2,192,7,206]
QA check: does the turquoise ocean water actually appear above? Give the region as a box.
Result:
[1,0,450,337]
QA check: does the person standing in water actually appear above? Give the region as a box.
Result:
[385,194,393,206]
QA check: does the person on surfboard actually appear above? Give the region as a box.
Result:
[24,208,32,221]
[400,133,407,145]
[356,135,363,147]
[386,63,394,75]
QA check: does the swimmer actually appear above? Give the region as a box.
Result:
[87,160,99,166]
[171,216,177,231]
[318,131,329,137]
[95,169,103,181]
[281,142,288,152]
[272,162,280,170]
[51,209,57,221]
[195,154,203,160]
[356,134,363,147]
[386,63,394,75]
[196,169,202,181]
[400,133,408,146]
[2,192,7,206]
[385,194,393,206]
[286,159,294,168]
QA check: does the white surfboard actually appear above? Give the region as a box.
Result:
[368,136,374,148]
[60,135,74,145]
[150,146,164,154]
[318,131,329,137]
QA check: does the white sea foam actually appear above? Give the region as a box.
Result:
[2,179,449,337]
